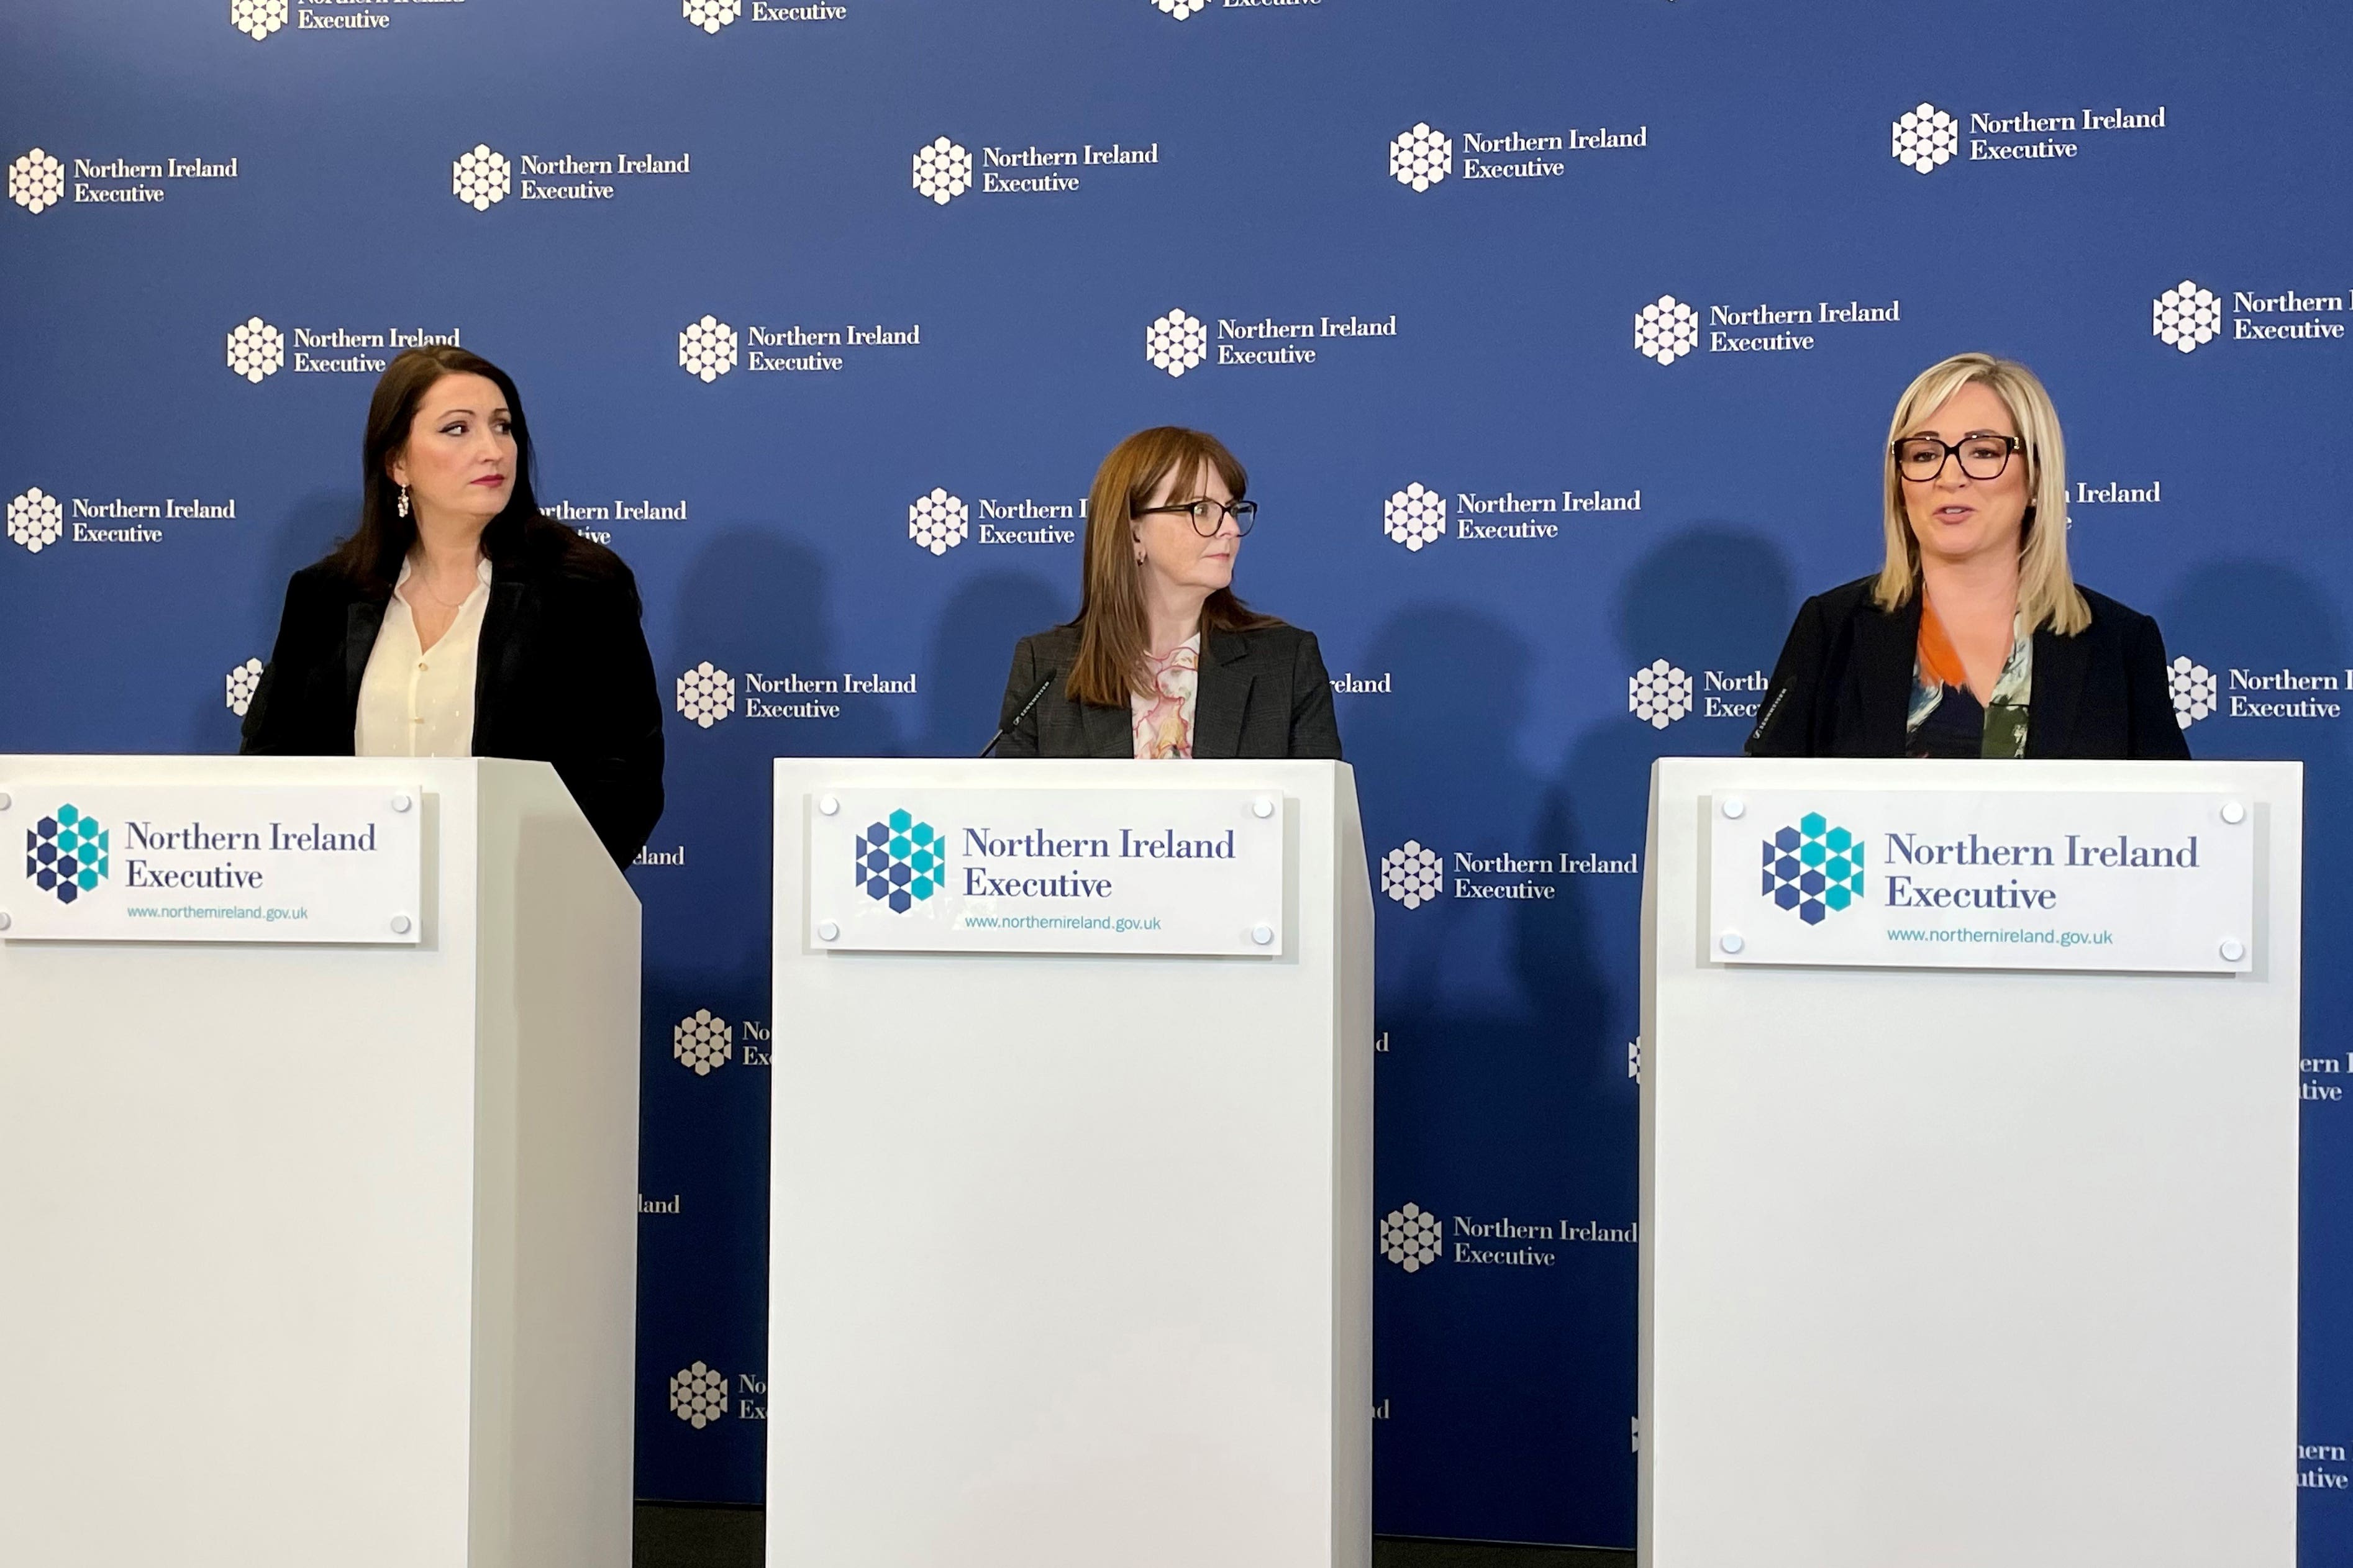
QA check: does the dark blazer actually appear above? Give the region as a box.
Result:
[993,622,1343,759]
[240,515,665,867]
[1745,574,2190,761]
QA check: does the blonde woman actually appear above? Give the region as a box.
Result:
[1747,353,2187,759]
[990,426,1340,759]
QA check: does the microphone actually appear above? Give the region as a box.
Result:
[980,671,1056,758]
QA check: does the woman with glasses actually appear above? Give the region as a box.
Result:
[1746,352,2188,760]
[988,425,1342,759]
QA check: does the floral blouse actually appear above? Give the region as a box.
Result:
[1907,599,2032,759]
[1131,634,1201,759]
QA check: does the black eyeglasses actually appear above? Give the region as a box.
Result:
[1892,433,2023,483]
[1137,498,1257,537]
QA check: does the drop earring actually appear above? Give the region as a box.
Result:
[396,484,410,520]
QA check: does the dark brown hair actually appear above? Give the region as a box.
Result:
[327,345,542,594]
[1065,426,1276,708]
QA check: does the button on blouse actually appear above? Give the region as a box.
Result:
[353,556,492,758]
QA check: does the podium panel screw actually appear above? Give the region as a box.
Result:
[0,911,12,931]
[390,794,413,813]
[1718,931,1745,954]
[817,920,841,942]
[1253,797,1275,818]
[0,792,12,811]
[1252,923,1274,945]
[2220,938,2246,963]
[2221,800,2247,825]
[819,795,840,816]
[1721,797,1745,820]
[390,914,413,935]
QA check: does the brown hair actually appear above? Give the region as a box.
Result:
[1065,427,1276,707]
[326,345,542,595]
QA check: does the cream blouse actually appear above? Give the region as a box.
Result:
[1131,634,1201,759]
[353,556,492,758]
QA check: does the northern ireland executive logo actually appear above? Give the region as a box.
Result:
[2169,656,2216,728]
[913,137,973,204]
[1145,307,1210,378]
[1634,295,1700,365]
[26,804,111,906]
[1383,484,1446,551]
[7,148,65,214]
[683,0,740,32]
[669,1362,728,1426]
[1149,0,1209,17]
[1380,1203,1444,1272]
[673,1008,734,1074]
[675,661,737,727]
[226,317,284,383]
[909,489,969,554]
[679,315,739,381]
[1891,103,1959,173]
[225,658,265,717]
[857,810,945,913]
[1629,659,1692,728]
[229,0,288,41]
[1380,840,1444,909]
[2153,280,2222,353]
[1762,812,1864,925]
[452,145,511,211]
[1390,124,1453,192]
[7,487,65,553]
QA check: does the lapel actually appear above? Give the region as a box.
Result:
[341,597,386,717]
[1078,697,1131,759]
[1193,629,1254,759]
[1850,594,1919,756]
[473,568,532,753]
[2025,622,2088,758]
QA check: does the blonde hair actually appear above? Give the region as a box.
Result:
[1876,352,2089,636]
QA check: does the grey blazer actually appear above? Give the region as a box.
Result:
[993,622,1343,759]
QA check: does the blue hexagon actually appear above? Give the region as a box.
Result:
[1800,812,1826,838]
[1800,869,1825,895]
[1798,899,1825,924]
[888,888,911,912]
[1773,884,1800,910]
[1825,885,1852,911]
[1774,827,1801,851]
[888,809,912,833]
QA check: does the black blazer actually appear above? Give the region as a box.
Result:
[993,622,1343,759]
[240,515,665,867]
[1745,575,2190,761]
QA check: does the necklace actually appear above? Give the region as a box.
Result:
[408,558,483,611]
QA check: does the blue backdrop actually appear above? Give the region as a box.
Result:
[5,0,2350,1552]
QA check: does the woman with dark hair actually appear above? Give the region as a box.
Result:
[241,346,664,866]
[991,426,1340,759]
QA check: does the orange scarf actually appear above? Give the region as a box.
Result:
[1916,597,1971,693]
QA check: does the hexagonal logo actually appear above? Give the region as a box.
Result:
[675,661,737,727]
[1145,307,1209,378]
[1762,812,1864,926]
[909,489,968,555]
[225,657,265,717]
[669,1362,728,1426]
[1150,0,1209,17]
[7,487,65,554]
[8,148,65,214]
[1891,103,1958,173]
[2154,280,2221,354]
[1379,841,1443,909]
[679,315,739,383]
[1629,659,1691,728]
[673,1008,734,1075]
[856,809,945,914]
[913,137,972,205]
[1383,483,1446,551]
[1380,1203,1444,1272]
[25,803,111,906]
[452,144,511,212]
[1390,123,1452,192]
[2169,655,2216,728]
[1634,295,1699,365]
[229,0,287,41]
[683,0,740,32]
[226,317,284,383]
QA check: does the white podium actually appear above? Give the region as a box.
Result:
[1640,758,2301,1567]
[768,758,1374,1568]
[0,756,641,1568]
